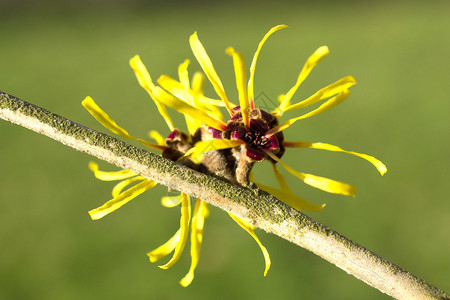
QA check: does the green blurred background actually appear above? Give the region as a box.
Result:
[1,0,449,299]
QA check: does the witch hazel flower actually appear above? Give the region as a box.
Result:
[81,24,386,287]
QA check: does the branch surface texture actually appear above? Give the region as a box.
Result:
[1,91,448,300]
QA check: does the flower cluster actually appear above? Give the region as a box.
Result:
[82,24,386,286]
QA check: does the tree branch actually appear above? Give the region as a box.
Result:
[1,91,448,300]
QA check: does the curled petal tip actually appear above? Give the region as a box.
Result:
[318,46,330,56]
[88,210,101,221]
[275,24,289,29]
[190,31,198,39]
[225,46,235,55]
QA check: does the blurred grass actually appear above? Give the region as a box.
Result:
[1,1,449,299]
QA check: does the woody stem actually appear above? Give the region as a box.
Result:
[1,91,448,300]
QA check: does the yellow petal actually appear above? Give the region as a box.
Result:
[161,193,183,208]
[129,55,156,89]
[267,89,351,136]
[248,24,288,108]
[199,98,226,123]
[271,163,291,192]
[256,182,325,212]
[198,95,229,108]
[191,71,205,110]
[179,200,210,287]
[257,164,325,211]
[88,180,157,220]
[152,84,227,131]
[197,95,229,123]
[82,96,166,151]
[184,139,245,164]
[284,76,357,112]
[191,71,205,94]
[129,55,175,132]
[148,130,165,146]
[284,141,387,175]
[156,75,203,133]
[158,73,226,116]
[148,229,181,263]
[226,47,250,128]
[277,46,330,114]
[265,150,356,196]
[112,176,147,198]
[189,32,233,115]
[157,74,192,103]
[228,213,271,277]
[178,59,191,89]
[159,193,191,269]
[88,161,137,181]
[191,72,228,124]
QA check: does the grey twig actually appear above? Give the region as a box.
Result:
[1,91,448,300]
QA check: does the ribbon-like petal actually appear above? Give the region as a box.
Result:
[82,96,166,150]
[267,89,351,136]
[256,182,325,212]
[178,59,191,89]
[277,46,330,114]
[159,193,191,269]
[228,213,271,277]
[248,24,288,108]
[129,55,175,131]
[179,199,210,287]
[148,229,181,263]
[161,193,183,208]
[153,84,227,131]
[283,141,387,175]
[283,76,356,113]
[88,161,137,181]
[226,47,250,128]
[89,180,157,220]
[149,130,165,146]
[185,139,245,164]
[265,150,356,196]
[112,176,147,198]
[190,32,233,115]
[271,163,291,191]
[157,74,206,133]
